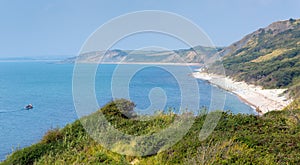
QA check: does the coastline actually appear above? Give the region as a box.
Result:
[192,72,292,114]
[74,61,202,66]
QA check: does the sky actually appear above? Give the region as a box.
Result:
[0,0,299,57]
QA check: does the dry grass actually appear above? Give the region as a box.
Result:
[251,48,291,63]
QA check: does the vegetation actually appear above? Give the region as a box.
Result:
[213,19,300,108]
[2,99,300,164]
[221,19,300,89]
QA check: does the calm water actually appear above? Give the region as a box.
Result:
[0,62,254,160]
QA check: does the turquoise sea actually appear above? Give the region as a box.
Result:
[0,62,254,160]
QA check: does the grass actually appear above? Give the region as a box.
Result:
[251,48,291,63]
[2,99,300,164]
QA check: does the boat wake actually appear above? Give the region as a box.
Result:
[0,109,27,113]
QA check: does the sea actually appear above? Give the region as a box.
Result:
[0,62,255,160]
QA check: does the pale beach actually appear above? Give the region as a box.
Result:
[193,71,293,114]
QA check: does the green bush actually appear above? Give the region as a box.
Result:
[41,128,63,144]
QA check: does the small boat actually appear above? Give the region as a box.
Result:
[25,104,33,110]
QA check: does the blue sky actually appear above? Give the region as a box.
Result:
[0,0,299,57]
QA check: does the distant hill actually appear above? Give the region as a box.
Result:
[0,56,71,61]
[63,18,300,103]
[217,18,300,95]
[0,57,35,61]
[62,46,222,64]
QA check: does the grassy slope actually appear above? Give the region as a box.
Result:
[2,100,300,165]
[221,19,300,90]
[212,19,300,109]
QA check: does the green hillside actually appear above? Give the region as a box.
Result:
[2,100,300,164]
[218,18,300,95]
